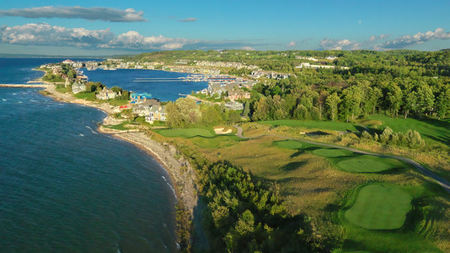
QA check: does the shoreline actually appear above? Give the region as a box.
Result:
[40,81,198,247]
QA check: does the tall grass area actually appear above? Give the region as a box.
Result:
[368,114,450,145]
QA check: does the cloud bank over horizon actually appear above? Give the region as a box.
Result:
[0,23,258,51]
[0,23,448,52]
[319,28,450,50]
[0,6,146,22]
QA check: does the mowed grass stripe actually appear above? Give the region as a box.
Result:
[344,184,412,230]
[336,155,405,173]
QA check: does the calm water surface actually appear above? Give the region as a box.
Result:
[83,68,208,101]
[0,58,178,252]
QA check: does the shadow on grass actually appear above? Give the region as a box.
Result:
[279,161,308,171]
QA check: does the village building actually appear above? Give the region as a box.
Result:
[64,78,72,88]
[227,89,251,101]
[132,99,161,116]
[72,81,86,94]
[225,101,244,111]
[96,87,120,100]
[145,105,167,123]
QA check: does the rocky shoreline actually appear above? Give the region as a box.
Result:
[41,82,198,246]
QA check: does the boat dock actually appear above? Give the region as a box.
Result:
[0,84,49,88]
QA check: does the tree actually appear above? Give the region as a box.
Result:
[340,86,363,122]
[386,83,403,117]
[435,88,449,119]
[252,97,270,121]
[416,83,435,116]
[326,92,340,121]
[403,91,417,119]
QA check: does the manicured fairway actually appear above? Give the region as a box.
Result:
[344,184,412,230]
[336,155,405,173]
[156,128,215,138]
[312,148,353,158]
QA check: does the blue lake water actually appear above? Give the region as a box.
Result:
[0,58,178,252]
[83,68,208,101]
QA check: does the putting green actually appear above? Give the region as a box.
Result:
[336,155,404,173]
[312,148,353,158]
[344,184,412,230]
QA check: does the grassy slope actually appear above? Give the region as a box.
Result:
[368,114,450,145]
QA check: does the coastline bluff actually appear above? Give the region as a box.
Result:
[107,131,198,215]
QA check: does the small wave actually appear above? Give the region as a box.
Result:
[17,101,23,104]
[2,99,6,102]
[79,133,84,137]
[12,93,17,95]
[162,176,177,199]
[85,125,98,135]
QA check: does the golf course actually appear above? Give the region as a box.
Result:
[148,122,449,252]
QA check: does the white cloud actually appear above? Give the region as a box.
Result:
[320,28,449,50]
[319,39,360,50]
[0,23,258,51]
[0,6,146,22]
[288,41,296,47]
[178,17,197,23]
[241,46,255,51]
[379,28,450,49]
[0,23,113,47]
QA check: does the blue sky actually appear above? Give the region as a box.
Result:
[0,0,449,55]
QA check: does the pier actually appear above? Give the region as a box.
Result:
[0,84,49,88]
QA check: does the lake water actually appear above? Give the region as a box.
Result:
[0,58,178,252]
[83,68,208,101]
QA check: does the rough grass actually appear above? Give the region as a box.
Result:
[155,128,215,138]
[261,119,359,132]
[344,183,413,230]
[367,114,450,145]
[312,148,353,158]
[336,156,407,173]
[74,91,96,101]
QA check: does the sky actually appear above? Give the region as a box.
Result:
[0,0,449,56]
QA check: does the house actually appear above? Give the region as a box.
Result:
[145,105,167,123]
[227,89,251,101]
[132,99,161,116]
[130,92,153,104]
[64,78,72,88]
[96,87,120,100]
[225,101,244,110]
[72,81,86,94]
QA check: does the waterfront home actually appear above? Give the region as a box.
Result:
[64,78,72,88]
[132,99,161,116]
[145,105,167,123]
[96,87,120,100]
[130,93,153,104]
[225,101,244,111]
[227,90,251,101]
[72,81,86,94]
